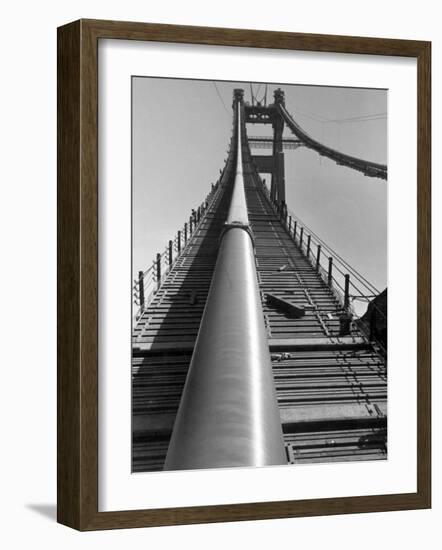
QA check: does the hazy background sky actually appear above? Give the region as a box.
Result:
[132,77,387,302]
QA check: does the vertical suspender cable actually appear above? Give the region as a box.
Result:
[164,93,286,471]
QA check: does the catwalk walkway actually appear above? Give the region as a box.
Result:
[132,103,387,472]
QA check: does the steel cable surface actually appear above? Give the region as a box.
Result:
[164,98,286,471]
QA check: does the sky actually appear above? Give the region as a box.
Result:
[132,77,387,304]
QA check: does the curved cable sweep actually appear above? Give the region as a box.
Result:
[277,103,387,180]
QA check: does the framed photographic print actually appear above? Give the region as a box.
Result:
[57,19,431,530]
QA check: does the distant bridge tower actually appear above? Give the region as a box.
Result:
[271,88,286,204]
[245,88,286,204]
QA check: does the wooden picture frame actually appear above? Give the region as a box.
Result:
[57,18,431,530]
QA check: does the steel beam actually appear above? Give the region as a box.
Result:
[251,154,275,175]
[133,335,369,355]
[272,89,286,203]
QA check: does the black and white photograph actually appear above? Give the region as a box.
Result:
[131,77,388,473]
[2,0,435,543]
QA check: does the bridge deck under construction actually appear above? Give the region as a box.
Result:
[132,107,387,472]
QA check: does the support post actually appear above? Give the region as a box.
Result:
[328,256,333,286]
[138,270,145,311]
[177,230,181,254]
[340,274,352,336]
[168,240,173,266]
[184,222,188,243]
[288,215,292,233]
[344,274,350,309]
[300,227,304,250]
[316,245,321,271]
[293,220,297,241]
[189,216,193,235]
[156,253,161,288]
[307,235,311,258]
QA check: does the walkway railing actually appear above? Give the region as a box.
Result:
[133,115,238,323]
[132,181,221,323]
[261,181,387,337]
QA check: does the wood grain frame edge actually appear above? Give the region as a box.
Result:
[57,19,432,531]
[57,19,82,529]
